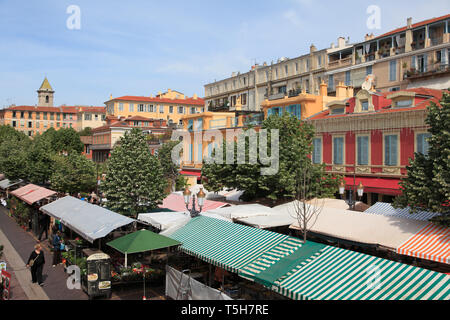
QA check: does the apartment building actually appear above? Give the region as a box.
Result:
[91,116,169,163]
[308,86,447,205]
[204,14,449,115]
[0,78,105,136]
[104,89,204,127]
[204,45,328,112]
[326,15,450,93]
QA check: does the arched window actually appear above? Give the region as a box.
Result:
[45,95,49,103]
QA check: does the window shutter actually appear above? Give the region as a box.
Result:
[385,135,390,165]
[411,56,417,69]
[197,144,202,162]
[423,53,428,72]
[208,143,212,157]
[189,144,193,161]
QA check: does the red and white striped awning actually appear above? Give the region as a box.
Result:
[396,223,450,264]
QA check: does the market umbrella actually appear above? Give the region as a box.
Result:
[107,229,182,300]
[106,229,181,267]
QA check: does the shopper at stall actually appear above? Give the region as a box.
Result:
[52,231,62,267]
[27,244,45,286]
[38,213,50,241]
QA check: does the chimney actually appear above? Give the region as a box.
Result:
[335,82,347,98]
[319,80,328,96]
[364,33,374,41]
[110,94,112,100]
[193,94,198,100]
[346,86,354,98]
[310,44,317,53]
[407,17,412,28]
[338,37,346,48]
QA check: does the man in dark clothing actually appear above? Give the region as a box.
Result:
[38,213,50,241]
[52,231,62,267]
[27,244,45,286]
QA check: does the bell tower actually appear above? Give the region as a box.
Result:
[37,77,54,107]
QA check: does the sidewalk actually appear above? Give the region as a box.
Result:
[0,206,87,300]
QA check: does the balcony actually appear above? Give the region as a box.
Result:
[327,56,352,70]
[430,36,444,46]
[268,92,286,101]
[404,63,450,80]
[288,88,302,98]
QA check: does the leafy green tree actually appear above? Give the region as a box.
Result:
[101,128,167,217]
[0,125,28,144]
[79,127,93,136]
[26,134,55,184]
[38,127,83,154]
[202,113,341,202]
[394,92,450,227]
[0,135,31,180]
[50,153,97,194]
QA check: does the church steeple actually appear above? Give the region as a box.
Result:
[37,77,54,106]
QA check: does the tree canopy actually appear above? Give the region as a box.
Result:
[100,128,167,217]
[394,92,450,227]
[201,112,341,202]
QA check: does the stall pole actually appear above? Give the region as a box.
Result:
[125,253,128,268]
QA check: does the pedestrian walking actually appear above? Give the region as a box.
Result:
[27,244,45,286]
[52,231,62,267]
[38,213,50,241]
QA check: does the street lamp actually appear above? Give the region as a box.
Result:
[183,187,206,218]
[339,181,364,210]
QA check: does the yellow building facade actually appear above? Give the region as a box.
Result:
[104,89,204,126]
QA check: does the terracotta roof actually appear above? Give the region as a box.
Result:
[109,96,205,106]
[309,88,446,120]
[5,105,104,113]
[373,14,450,40]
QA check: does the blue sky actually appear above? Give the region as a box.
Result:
[0,0,448,107]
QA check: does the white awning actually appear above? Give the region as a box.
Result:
[40,196,135,243]
[280,200,428,251]
[204,203,275,220]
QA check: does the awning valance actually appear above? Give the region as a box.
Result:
[40,196,135,243]
[344,177,401,195]
[10,184,56,205]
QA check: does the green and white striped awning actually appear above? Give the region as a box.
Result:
[169,216,304,275]
[273,246,450,300]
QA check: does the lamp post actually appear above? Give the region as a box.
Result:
[339,181,364,210]
[183,187,206,218]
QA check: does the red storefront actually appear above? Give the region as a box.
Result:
[308,87,445,205]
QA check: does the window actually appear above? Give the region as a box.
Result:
[357,136,369,165]
[306,59,310,71]
[62,113,66,120]
[36,122,40,128]
[285,65,288,76]
[345,71,351,86]
[389,60,397,81]
[287,104,301,119]
[129,103,134,112]
[12,111,16,118]
[56,122,60,127]
[328,75,334,90]
[149,105,154,112]
[133,121,139,126]
[119,103,124,111]
[241,93,247,105]
[56,113,60,121]
[312,138,322,164]
[416,133,431,155]
[159,105,164,113]
[178,106,184,114]
[188,119,193,132]
[169,106,173,113]
[395,99,413,108]
[69,114,73,120]
[190,107,195,114]
[366,65,373,75]
[43,112,48,120]
[138,104,144,112]
[295,63,298,73]
[95,114,98,120]
[361,100,369,111]
[330,107,345,115]
[333,137,344,165]
[195,118,203,131]
[189,144,193,161]
[12,121,16,127]
[20,111,24,118]
[317,56,322,68]
[28,121,32,128]
[384,134,398,166]
[50,113,54,120]
[28,112,32,118]
[102,115,106,121]
[197,144,202,163]
[36,112,40,119]
[85,113,92,120]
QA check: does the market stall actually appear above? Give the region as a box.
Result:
[106,229,181,297]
